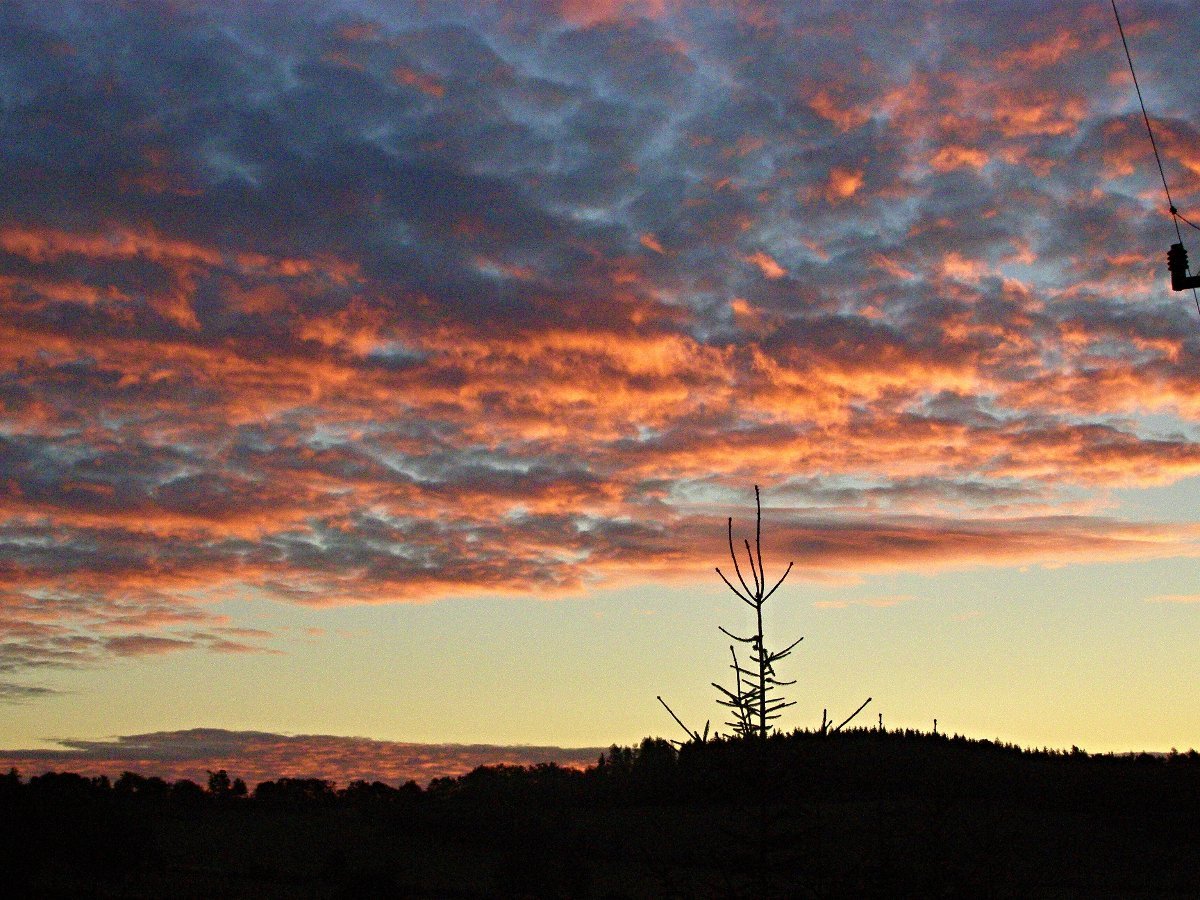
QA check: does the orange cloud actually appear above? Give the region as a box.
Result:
[870,253,915,280]
[743,250,785,278]
[0,225,221,267]
[808,89,871,132]
[392,66,444,98]
[994,29,1082,72]
[824,166,864,202]
[929,145,989,172]
[552,0,672,25]
[639,233,666,254]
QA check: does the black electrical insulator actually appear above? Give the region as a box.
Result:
[1167,243,1200,292]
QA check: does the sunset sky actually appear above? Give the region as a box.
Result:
[3,0,1200,783]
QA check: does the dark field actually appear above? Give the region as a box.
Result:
[3,729,1199,898]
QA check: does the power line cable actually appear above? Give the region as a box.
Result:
[1174,210,1200,233]
[1110,0,1200,313]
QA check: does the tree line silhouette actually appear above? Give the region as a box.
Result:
[4,729,1200,896]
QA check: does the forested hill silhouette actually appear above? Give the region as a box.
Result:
[4,727,1199,896]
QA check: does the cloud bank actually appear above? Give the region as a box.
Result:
[0,727,605,785]
[3,1,1200,689]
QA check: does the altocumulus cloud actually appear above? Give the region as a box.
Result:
[0,728,605,785]
[3,0,1200,686]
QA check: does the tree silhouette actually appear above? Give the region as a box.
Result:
[661,485,870,742]
[709,485,801,739]
[207,769,232,797]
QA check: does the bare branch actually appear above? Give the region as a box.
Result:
[761,561,794,603]
[714,567,754,606]
[657,695,700,742]
[766,636,804,661]
[743,539,761,595]
[727,518,754,598]
[832,697,873,733]
[718,625,757,643]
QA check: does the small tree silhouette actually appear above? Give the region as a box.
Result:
[207,769,232,797]
[661,485,870,742]
[710,485,801,739]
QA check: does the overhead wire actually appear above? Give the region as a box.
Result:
[1174,210,1200,234]
[1109,0,1200,314]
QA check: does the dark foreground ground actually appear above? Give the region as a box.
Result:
[3,729,1199,898]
